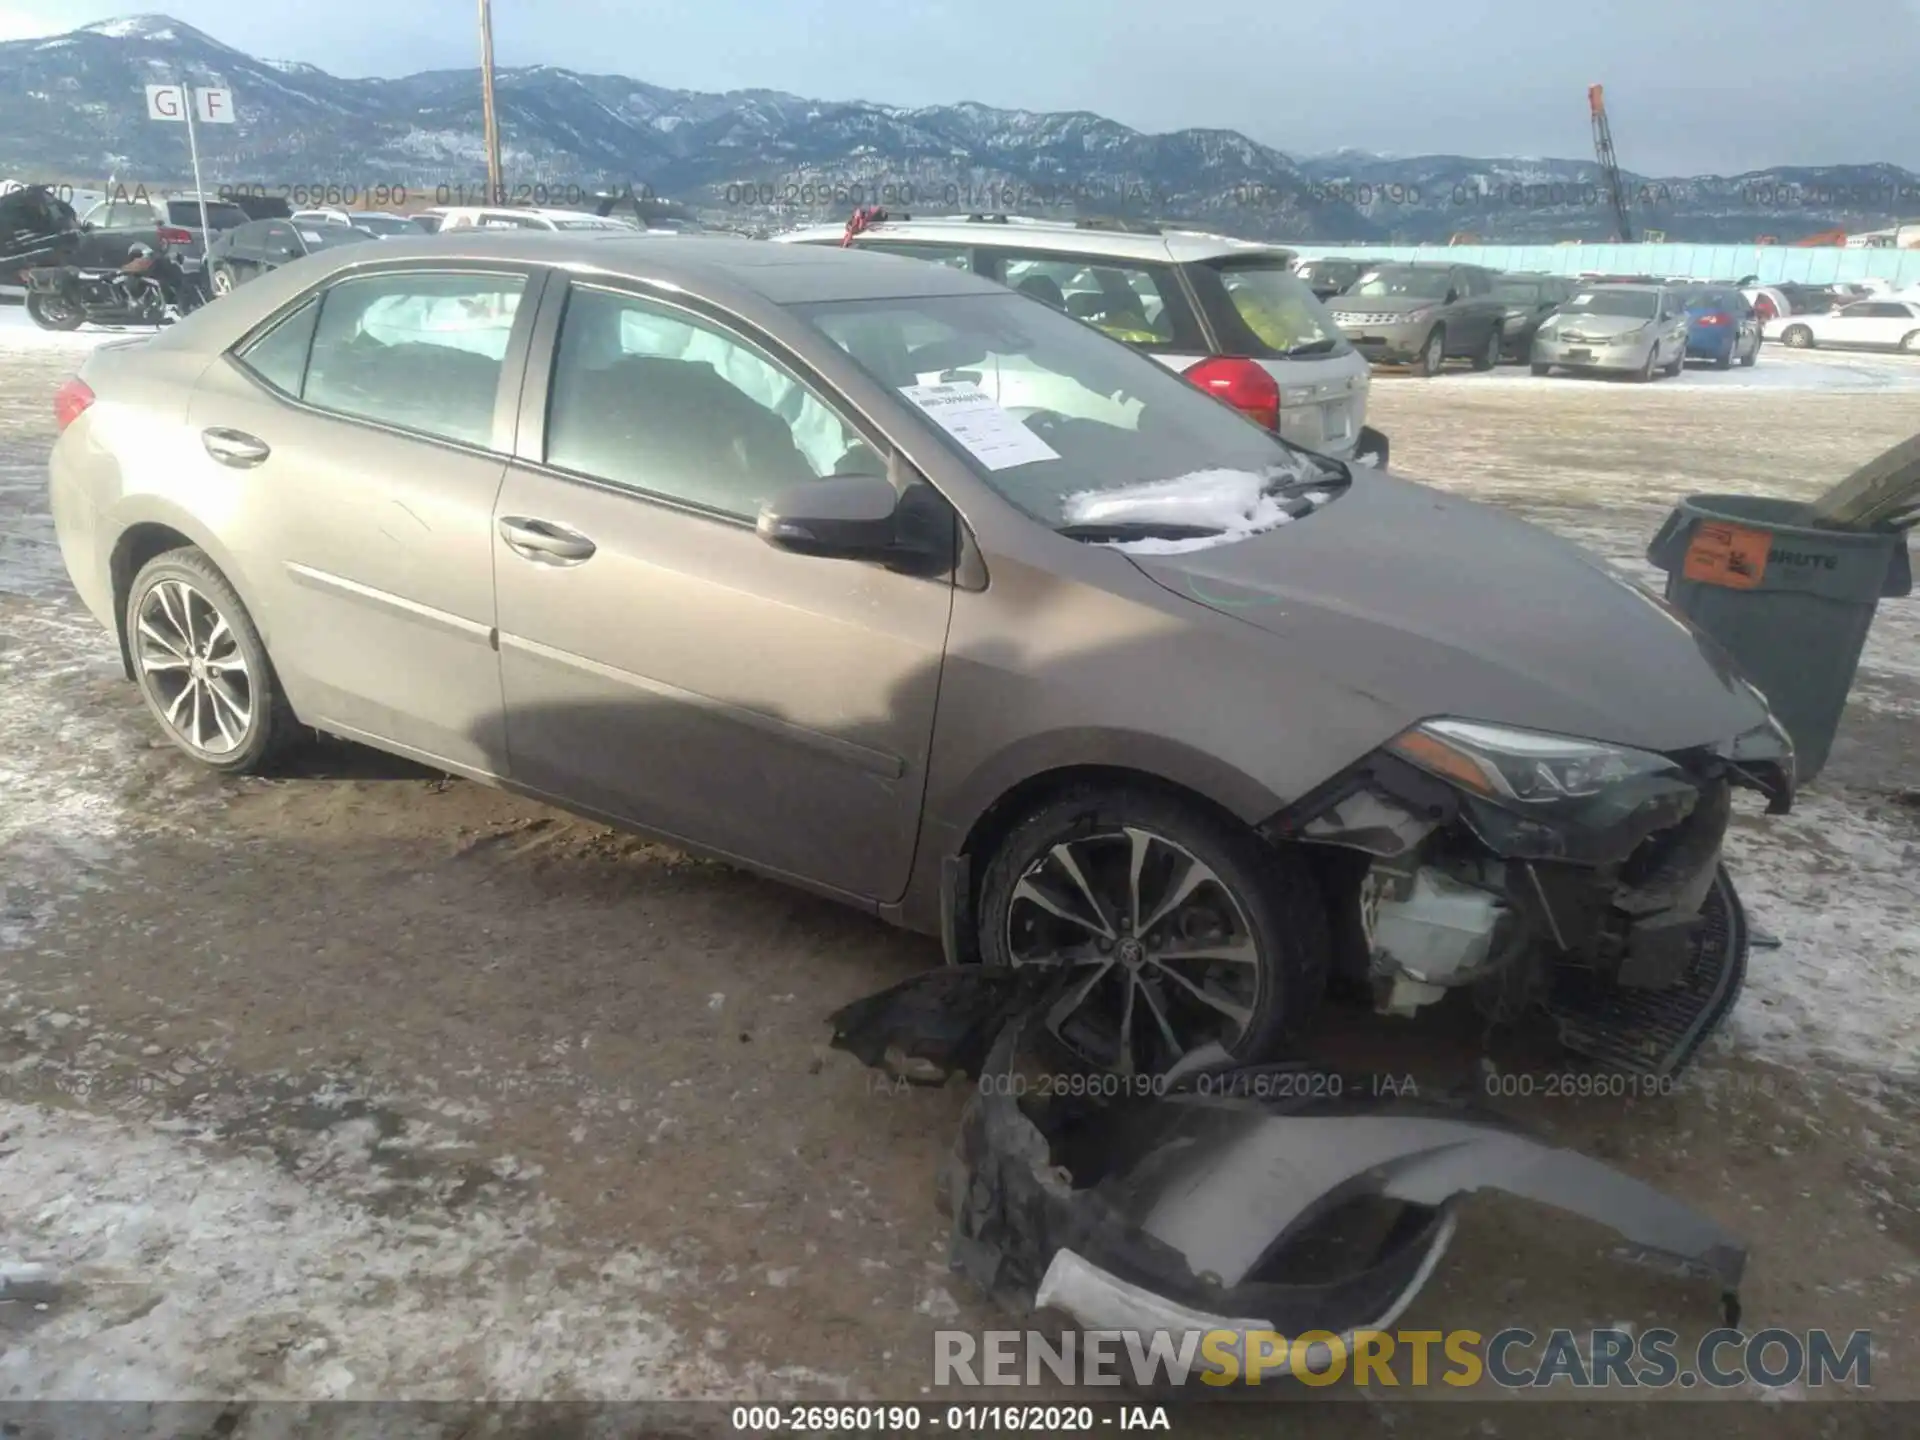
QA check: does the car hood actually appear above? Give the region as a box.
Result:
[1550,312,1653,338]
[1125,470,1767,756]
[1330,295,1441,316]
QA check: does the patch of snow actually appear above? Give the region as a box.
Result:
[0,1099,757,1399]
[1725,790,1920,1082]
[1061,466,1317,554]
[81,17,162,39]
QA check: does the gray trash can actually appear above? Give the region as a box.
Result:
[1647,494,1912,782]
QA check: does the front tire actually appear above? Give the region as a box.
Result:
[125,547,298,774]
[1782,324,1814,349]
[209,263,236,296]
[1471,325,1500,371]
[1415,326,1446,377]
[976,786,1328,1074]
[1637,345,1658,382]
[1902,330,1920,354]
[26,293,83,331]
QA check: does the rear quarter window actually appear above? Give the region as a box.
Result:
[1193,261,1348,358]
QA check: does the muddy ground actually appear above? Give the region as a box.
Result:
[1,319,1917,1434]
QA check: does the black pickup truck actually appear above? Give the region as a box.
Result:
[67,194,253,269]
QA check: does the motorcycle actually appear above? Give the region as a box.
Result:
[23,243,209,332]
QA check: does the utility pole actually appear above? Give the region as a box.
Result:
[479,0,504,204]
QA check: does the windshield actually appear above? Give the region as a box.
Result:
[1350,267,1455,300]
[1559,289,1660,319]
[1209,261,1346,354]
[1494,279,1545,303]
[794,291,1333,532]
[301,225,378,251]
[349,214,415,236]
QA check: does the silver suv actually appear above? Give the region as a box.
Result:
[1326,262,1508,377]
[777,216,1386,466]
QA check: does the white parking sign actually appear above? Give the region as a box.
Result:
[144,85,234,123]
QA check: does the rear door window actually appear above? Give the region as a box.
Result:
[302,271,528,447]
[990,254,1183,345]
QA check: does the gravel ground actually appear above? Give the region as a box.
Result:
[1,313,1916,1432]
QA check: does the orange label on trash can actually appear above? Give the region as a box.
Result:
[1682,522,1771,590]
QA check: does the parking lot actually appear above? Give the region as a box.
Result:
[2,308,1917,1426]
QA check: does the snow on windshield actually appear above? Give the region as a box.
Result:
[1060,466,1331,555]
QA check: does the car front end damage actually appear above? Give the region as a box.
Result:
[1267,711,1795,1077]
[829,970,1747,1389]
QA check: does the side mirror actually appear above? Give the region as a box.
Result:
[757,472,904,561]
[1444,290,1458,305]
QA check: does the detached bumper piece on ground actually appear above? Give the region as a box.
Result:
[830,968,1746,1385]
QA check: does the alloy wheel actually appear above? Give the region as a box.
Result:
[1004,826,1263,1073]
[134,578,254,756]
[211,267,234,294]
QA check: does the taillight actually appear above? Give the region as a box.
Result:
[157,225,193,245]
[55,377,95,431]
[1182,356,1280,431]
[1696,312,1729,326]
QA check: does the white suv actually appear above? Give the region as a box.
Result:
[420,206,637,233]
[775,215,1384,464]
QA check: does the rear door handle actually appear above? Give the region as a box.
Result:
[498,516,596,563]
[202,427,270,467]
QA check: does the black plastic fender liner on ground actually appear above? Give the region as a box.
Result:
[828,966,1748,1371]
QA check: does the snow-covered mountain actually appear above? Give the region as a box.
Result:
[3,16,1915,244]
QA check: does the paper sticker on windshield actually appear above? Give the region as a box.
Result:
[898,381,1061,471]
[1571,292,1595,304]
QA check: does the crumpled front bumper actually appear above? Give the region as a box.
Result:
[830,968,1746,1386]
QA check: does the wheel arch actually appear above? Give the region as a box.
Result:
[915,733,1287,959]
[108,504,267,684]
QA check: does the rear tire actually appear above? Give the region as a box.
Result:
[125,547,299,775]
[25,293,83,331]
[976,786,1329,1073]
[1415,326,1446,377]
[1530,361,1551,377]
[1741,337,1759,366]
[209,264,236,296]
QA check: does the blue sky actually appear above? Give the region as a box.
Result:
[4,1,1919,174]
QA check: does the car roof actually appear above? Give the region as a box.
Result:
[1584,282,1666,294]
[773,217,1297,266]
[262,231,1010,305]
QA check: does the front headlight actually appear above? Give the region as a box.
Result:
[1386,719,1679,804]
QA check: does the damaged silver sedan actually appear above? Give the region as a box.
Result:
[831,969,1747,1382]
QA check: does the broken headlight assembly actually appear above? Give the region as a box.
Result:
[1387,719,1681,806]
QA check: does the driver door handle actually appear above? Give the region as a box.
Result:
[202,428,270,467]
[498,516,596,563]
